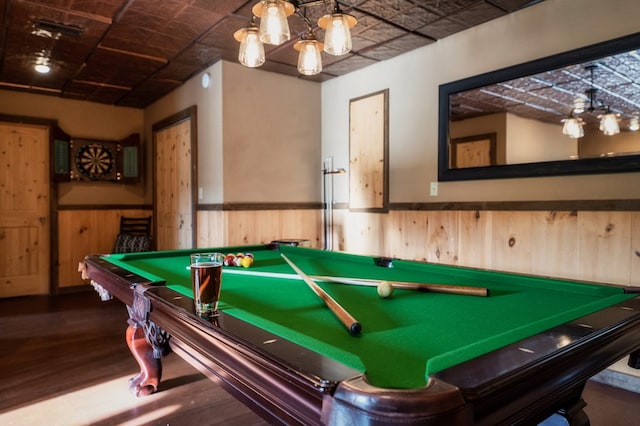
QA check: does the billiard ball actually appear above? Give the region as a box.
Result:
[224,254,235,266]
[240,256,254,268]
[377,281,394,298]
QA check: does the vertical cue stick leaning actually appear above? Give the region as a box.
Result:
[280,254,362,336]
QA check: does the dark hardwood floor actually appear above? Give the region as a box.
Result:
[1,291,639,426]
[0,291,267,426]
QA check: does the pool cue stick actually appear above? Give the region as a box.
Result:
[314,275,489,297]
[280,254,362,336]
[219,268,488,297]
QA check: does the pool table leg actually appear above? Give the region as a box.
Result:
[552,398,589,426]
[125,288,170,397]
[627,349,640,368]
[126,322,161,396]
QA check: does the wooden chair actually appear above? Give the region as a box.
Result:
[114,216,152,253]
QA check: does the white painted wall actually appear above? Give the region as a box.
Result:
[506,114,576,164]
[144,61,224,204]
[144,61,320,204]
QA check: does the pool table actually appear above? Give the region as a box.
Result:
[82,243,640,425]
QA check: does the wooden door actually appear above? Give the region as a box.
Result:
[0,123,50,297]
[155,118,194,250]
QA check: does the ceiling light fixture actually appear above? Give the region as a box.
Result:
[562,65,620,138]
[234,0,356,76]
[34,54,51,74]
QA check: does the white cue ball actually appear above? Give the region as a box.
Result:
[377,281,394,298]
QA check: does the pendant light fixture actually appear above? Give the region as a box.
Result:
[34,52,52,74]
[294,32,323,75]
[561,65,620,138]
[252,0,294,46]
[318,2,356,56]
[235,1,357,76]
[234,20,265,68]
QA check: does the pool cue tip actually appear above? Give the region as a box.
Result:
[280,253,362,336]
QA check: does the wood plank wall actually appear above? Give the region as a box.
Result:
[63,208,639,289]
[196,208,639,286]
[197,209,323,249]
[58,209,152,288]
[331,209,640,286]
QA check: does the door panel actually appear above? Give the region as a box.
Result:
[155,119,193,250]
[0,123,50,297]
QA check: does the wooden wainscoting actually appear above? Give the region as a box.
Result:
[197,209,322,249]
[196,207,639,286]
[66,207,638,288]
[58,208,152,288]
[331,209,640,286]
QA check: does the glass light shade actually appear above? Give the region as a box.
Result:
[255,0,291,45]
[235,27,265,68]
[294,40,323,76]
[562,116,584,138]
[599,112,620,136]
[318,13,356,56]
[34,63,51,74]
[572,97,586,114]
[629,116,639,131]
[34,56,51,74]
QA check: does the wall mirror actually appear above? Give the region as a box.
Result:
[438,32,640,181]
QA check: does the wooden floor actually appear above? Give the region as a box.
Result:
[1,291,639,426]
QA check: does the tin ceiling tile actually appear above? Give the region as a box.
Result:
[322,55,379,76]
[0,0,547,106]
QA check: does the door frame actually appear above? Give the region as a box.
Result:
[0,114,59,293]
[151,106,198,248]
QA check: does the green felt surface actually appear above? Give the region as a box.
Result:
[104,245,634,390]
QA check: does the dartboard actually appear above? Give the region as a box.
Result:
[74,143,115,179]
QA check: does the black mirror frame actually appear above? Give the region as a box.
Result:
[438,32,640,181]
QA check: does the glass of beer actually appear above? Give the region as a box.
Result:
[190,253,224,317]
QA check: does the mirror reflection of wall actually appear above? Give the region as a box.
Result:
[579,130,640,159]
[450,112,579,166]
